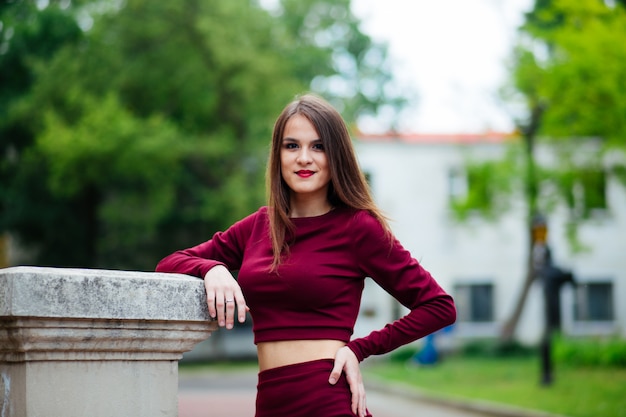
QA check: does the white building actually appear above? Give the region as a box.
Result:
[353,133,626,346]
[185,132,625,361]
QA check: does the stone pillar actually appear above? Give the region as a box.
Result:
[0,266,216,417]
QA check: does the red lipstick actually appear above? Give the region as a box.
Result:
[296,170,314,178]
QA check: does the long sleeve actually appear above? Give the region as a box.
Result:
[155,209,264,278]
[346,211,456,361]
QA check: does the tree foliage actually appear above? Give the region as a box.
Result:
[518,0,626,146]
[513,0,626,241]
[454,0,626,231]
[276,0,404,124]
[449,0,626,341]
[1,0,404,269]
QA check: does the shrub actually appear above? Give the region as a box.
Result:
[388,346,419,363]
[459,339,535,358]
[553,335,626,367]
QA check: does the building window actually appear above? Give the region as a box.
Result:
[581,169,607,211]
[454,283,494,323]
[570,169,608,217]
[448,168,468,202]
[574,282,614,322]
[448,162,505,219]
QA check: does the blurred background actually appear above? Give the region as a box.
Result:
[1,2,625,412]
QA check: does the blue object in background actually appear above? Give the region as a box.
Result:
[414,333,438,365]
[413,325,454,365]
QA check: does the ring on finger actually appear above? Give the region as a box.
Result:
[225,299,234,303]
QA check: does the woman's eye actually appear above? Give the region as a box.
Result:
[313,143,324,150]
[285,143,298,149]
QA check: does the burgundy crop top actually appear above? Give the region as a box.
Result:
[155,206,456,361]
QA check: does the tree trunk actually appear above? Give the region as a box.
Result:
[499,103,544,343]
[500,226,535,342]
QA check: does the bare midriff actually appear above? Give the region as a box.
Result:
[257,339,346,371]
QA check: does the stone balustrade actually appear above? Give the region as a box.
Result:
[0,266,216,417]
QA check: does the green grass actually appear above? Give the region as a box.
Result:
[363,356,626,417]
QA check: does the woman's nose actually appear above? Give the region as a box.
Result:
[296,148,312,164]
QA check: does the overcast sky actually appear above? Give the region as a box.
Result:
[351,0,534,134]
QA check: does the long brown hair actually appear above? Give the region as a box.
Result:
[266,93,389,270]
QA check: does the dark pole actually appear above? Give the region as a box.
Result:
[539,247,576,386]
[540,279,553,386]
[531,214,553,386]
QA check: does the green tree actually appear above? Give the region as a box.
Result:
[1,0,405,269]
[276,0,405,125]
[1,1,85,265]
[452,0,626,342]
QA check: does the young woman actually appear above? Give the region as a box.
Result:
[156,94,456,417]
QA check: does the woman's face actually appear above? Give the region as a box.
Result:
[280,114,331,200]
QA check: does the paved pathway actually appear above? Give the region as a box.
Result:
[178,366,490,417]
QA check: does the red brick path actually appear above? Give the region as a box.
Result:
[179,391,256,417]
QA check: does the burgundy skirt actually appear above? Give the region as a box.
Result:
[255,358,373,417]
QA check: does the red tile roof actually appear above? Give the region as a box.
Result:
[355,131,517,144]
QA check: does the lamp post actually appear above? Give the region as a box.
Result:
[532,214,575,386]
[531,214,553,386]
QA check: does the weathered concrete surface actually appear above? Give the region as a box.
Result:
[0,266,210,321]
[0,266,216,417]
[3,360,178,416]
